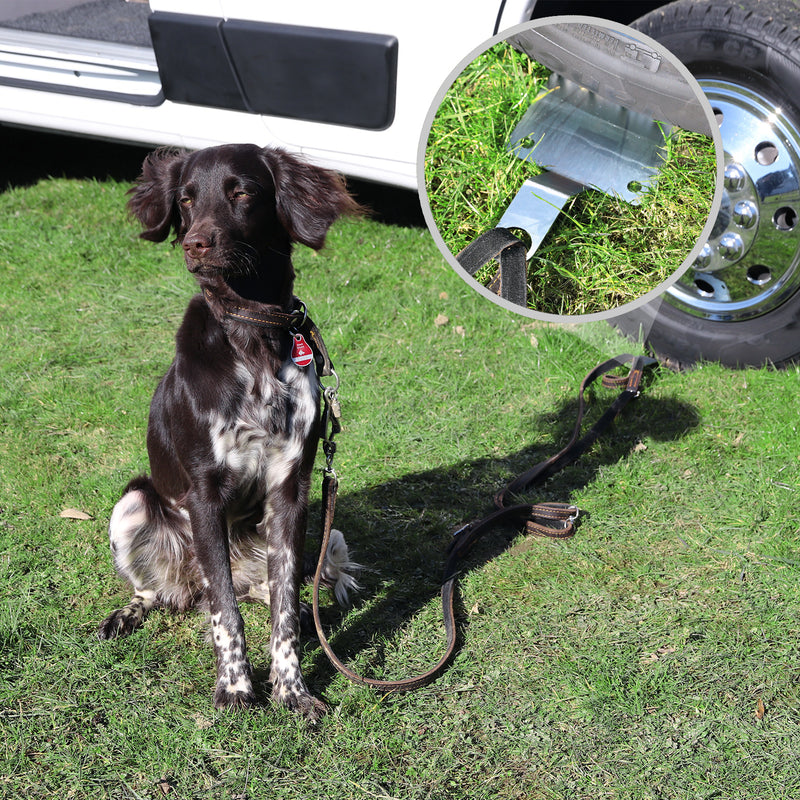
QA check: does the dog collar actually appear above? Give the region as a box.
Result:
[204,288,303,330]
[204,289,335,378]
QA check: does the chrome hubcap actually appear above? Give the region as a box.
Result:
[666,79,800,320]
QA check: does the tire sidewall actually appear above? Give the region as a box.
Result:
[621,296,800,368]
[645,26,800,124]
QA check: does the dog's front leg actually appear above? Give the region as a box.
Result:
[186,497,255,709]
[264,475,327,720]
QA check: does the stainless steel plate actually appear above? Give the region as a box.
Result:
[499,75,668,257]
[508,75,668,204]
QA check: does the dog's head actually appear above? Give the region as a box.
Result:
[127,144,361,280]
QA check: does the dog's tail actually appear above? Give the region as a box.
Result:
[305,529,361,606]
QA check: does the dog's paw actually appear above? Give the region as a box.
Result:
[97,608,143,640]
[272,686,328,722]
[97,592,154,640]
[213,684,256,710]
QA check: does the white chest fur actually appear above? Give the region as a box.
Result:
[209,357,319,489]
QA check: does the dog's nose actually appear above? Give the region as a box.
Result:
[183,231,213,260]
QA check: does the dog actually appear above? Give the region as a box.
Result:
[98,143,361,719]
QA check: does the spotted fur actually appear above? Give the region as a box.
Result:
[98,144,361,718]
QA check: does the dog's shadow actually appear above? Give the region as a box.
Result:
[289,385,699,700]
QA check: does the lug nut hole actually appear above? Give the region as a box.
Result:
[746,265,771,286]
[694,279,716,297]
[773,206,797,231]
[755,141,779,166]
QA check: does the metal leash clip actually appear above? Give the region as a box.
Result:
[321,373,341,477]
[564,504,580,527]
[290,300,308,332]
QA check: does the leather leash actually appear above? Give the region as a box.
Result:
[312,352,656,692]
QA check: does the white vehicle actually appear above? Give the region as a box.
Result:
[1,0,798,368]
[0,0,545,188]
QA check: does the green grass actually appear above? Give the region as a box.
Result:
[2,173,800,800]
[423,42,718,316]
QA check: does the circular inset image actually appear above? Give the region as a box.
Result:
[419,16,724,321]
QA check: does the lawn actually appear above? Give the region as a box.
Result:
[1,143,799,800]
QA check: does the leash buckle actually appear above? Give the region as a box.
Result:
[321,370,342,478]
[322,439,337,477]
[322,372,342,417]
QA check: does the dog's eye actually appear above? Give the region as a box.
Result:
[179,196,193,207]
[232,190,251,200]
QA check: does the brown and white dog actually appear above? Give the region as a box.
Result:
[98,144,360,719]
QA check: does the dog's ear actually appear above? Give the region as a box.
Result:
[127,149,188,242]
[260,148,363,250]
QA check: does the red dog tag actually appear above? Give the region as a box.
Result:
[291,333,314,368]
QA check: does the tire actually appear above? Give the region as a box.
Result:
[614,0,800,368]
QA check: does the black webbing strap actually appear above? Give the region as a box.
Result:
[456,228,528,307]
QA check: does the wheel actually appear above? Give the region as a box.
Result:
[614,0,800,368]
